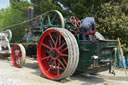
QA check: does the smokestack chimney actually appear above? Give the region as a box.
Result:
[28,6,34,26]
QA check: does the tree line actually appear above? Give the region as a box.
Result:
[0,0,128,49]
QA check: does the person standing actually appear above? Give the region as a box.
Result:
[80,17,96,40]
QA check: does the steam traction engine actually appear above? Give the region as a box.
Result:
[11,8,118,80]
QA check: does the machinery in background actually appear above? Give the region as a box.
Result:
[0,30,12,54]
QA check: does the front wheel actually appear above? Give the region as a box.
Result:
[11,44,26,68]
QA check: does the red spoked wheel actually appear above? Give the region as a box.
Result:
[11,44,26,68]
[70,16,82,28]
[37,28,79,80]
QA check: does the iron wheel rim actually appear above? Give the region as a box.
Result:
[37,29,69,79]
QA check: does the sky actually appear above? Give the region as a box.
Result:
[0,0,10,9]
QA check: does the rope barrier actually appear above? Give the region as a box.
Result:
[0,12,46,29]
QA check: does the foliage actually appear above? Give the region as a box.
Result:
[0,7,28,42]
[0,0,30,43]
[56,0,106,19]
[39,0,60,13]
[10,0,30,20]
[95,2,128,47]
[0,0,128,48]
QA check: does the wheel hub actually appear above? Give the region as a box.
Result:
[50,49,59,58]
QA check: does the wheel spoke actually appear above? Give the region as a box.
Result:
[18,53,21,58]
[58,42,66,50]
[18,51,22,57]
[48,61,55,72]
[49,40,53,48]
[47,15,51,25]
[15,57,18,61]
[71,19,75,23]
[57,63,60,75]
[76,21,80,26]
[62,47,68,52]
[48,58,53,65]
[60,53,68,57]
[54,61,57,73]
[51,13,57,23]
[49,33,56,47]
[74,21,77,26]
[15,50,19,57]
[62,57,68,65]
[59,33,61,46]
[58,59,66,69]
[42,43,51,49]
[41,56,51,61]
[16,57,21,65]
[16,52,18,57]
[18,58,21,64]
[55,34,59,47]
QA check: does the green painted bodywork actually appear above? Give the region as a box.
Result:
[76,39,118,72]
[27,34,41,43]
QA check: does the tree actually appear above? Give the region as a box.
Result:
[95,2,128,47]
[0,0,30,42]
[0,7,28,42]
[1,0,128,44]
[56,0,106,19]
[10,0,30,18]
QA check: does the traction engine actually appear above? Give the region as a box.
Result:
[11,8,118,80]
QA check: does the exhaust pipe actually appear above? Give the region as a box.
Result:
[28,6,34,26]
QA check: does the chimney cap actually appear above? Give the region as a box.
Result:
[28,6,34,9]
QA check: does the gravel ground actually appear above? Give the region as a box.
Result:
[0,58,128,85]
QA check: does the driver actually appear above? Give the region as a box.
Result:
[80,17,96,40]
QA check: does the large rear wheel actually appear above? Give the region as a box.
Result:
[37,28,79,80]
